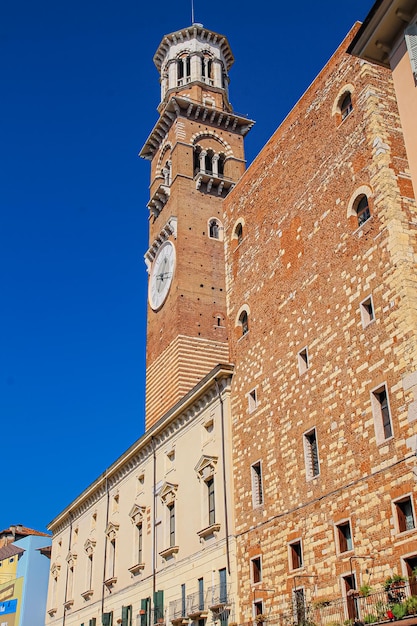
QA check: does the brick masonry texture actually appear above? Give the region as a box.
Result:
[223,26,417,620]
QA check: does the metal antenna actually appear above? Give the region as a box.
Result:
[191,0,195,24]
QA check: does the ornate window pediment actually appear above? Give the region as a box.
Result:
[51,562,61,577]
[66,551,77,567]
[84,537,96,555]
[159,482,178,505]
[129,504,146,524]
[195,455,218,481]
[105,521,119,540]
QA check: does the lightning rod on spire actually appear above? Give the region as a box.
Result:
[191,0,195,24]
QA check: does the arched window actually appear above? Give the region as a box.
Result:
[235,222,243,244]
[194,146,202,175]
[201,54,213,82]
[177,54,191,85]
[340,92,353,120]
[209,219,220,239]
[205,149,214,174]
[218,154,225,177]
[239,310,249,336]
[162,160,171,186]
[356,195,370,227]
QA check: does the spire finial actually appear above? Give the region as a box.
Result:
[191,0,195,24]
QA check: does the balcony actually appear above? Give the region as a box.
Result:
[187,591,208,619]
[81,588,93,600]
[194,171,235,197]
[207,583,231,611]
[169,598,188,624]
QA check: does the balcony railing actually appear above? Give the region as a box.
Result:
[206,583,231,610]
[186,591,206,617]
[169,598,187,621]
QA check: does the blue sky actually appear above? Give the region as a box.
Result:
[0,0,369,533]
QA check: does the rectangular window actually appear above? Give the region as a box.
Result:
[219,568,227,604]
[395,496,416,533]
[251,556,262,584]
[89,619,97,626]
[137,522,143,564]
[303,428,319,479]
[254,601,264,623]
[360,295,375,327]
[251,461,264,507]
[168,503,175,547]
[207,478,215,526]
[371,384,393,443]
[198,577,204,611]
[336,520,353,553]
[102,613,113,626]
[248,388,258,413]
[140,598,150,626]
[289,540,303,570]
[298,347,309,374]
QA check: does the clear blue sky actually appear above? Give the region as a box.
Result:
[0,0,369,533]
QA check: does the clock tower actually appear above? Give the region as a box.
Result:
[141,24,253,430]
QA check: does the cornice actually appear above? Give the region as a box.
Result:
[153,25,234,72]
[140,96,254,161]
[48,363,234,534]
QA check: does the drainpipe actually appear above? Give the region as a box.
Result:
[152,436,157,598]
[215,378,231,575]
[62,511,73,626]
[101,472,110,617]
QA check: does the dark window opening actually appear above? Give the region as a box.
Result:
[337,521,353,553]
[341,92,353,120]
[290,541,303,570]
[396,497,415,532]
[252,557,262,584]
[356,195,370,227]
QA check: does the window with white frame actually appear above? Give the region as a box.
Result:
[303,428,319,479]
[394,496,415,533]
[288,540,303,570]
[251,461,264,507]
[371,384,393,444]
[251,556,262,584]
[335,520,353,553]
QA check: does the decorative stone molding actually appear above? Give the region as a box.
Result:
[104,576,117,588]
[51,562,61,577]
[81,588,94,600]
[84,537,96,555]
[159,545,179,559]
[128,562,145,575]
[197,523,221,539]
[159,482,178,505]
[129,504,146,524]
[105,521,119,540]
[144,218,178,270]
[64,599,74,610]
[195,455,218,480]
[66,551,77,567]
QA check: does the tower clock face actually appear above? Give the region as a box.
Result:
[149,241,176,311]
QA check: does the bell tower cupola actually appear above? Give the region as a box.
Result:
[141,24,254,431]
[153,24,234,112]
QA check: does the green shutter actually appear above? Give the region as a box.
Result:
[141,597,150,626]
[102,613,113,626]
[154,590,164,622]
[122,605,132,626]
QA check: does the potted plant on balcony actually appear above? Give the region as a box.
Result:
[384,574,407,603]
[254,614,267,623]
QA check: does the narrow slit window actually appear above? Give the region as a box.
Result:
[304,428,319,479]
[298,347,309,374]
[360,295,375,327]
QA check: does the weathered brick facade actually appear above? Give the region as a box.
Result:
[223,25,417,621]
